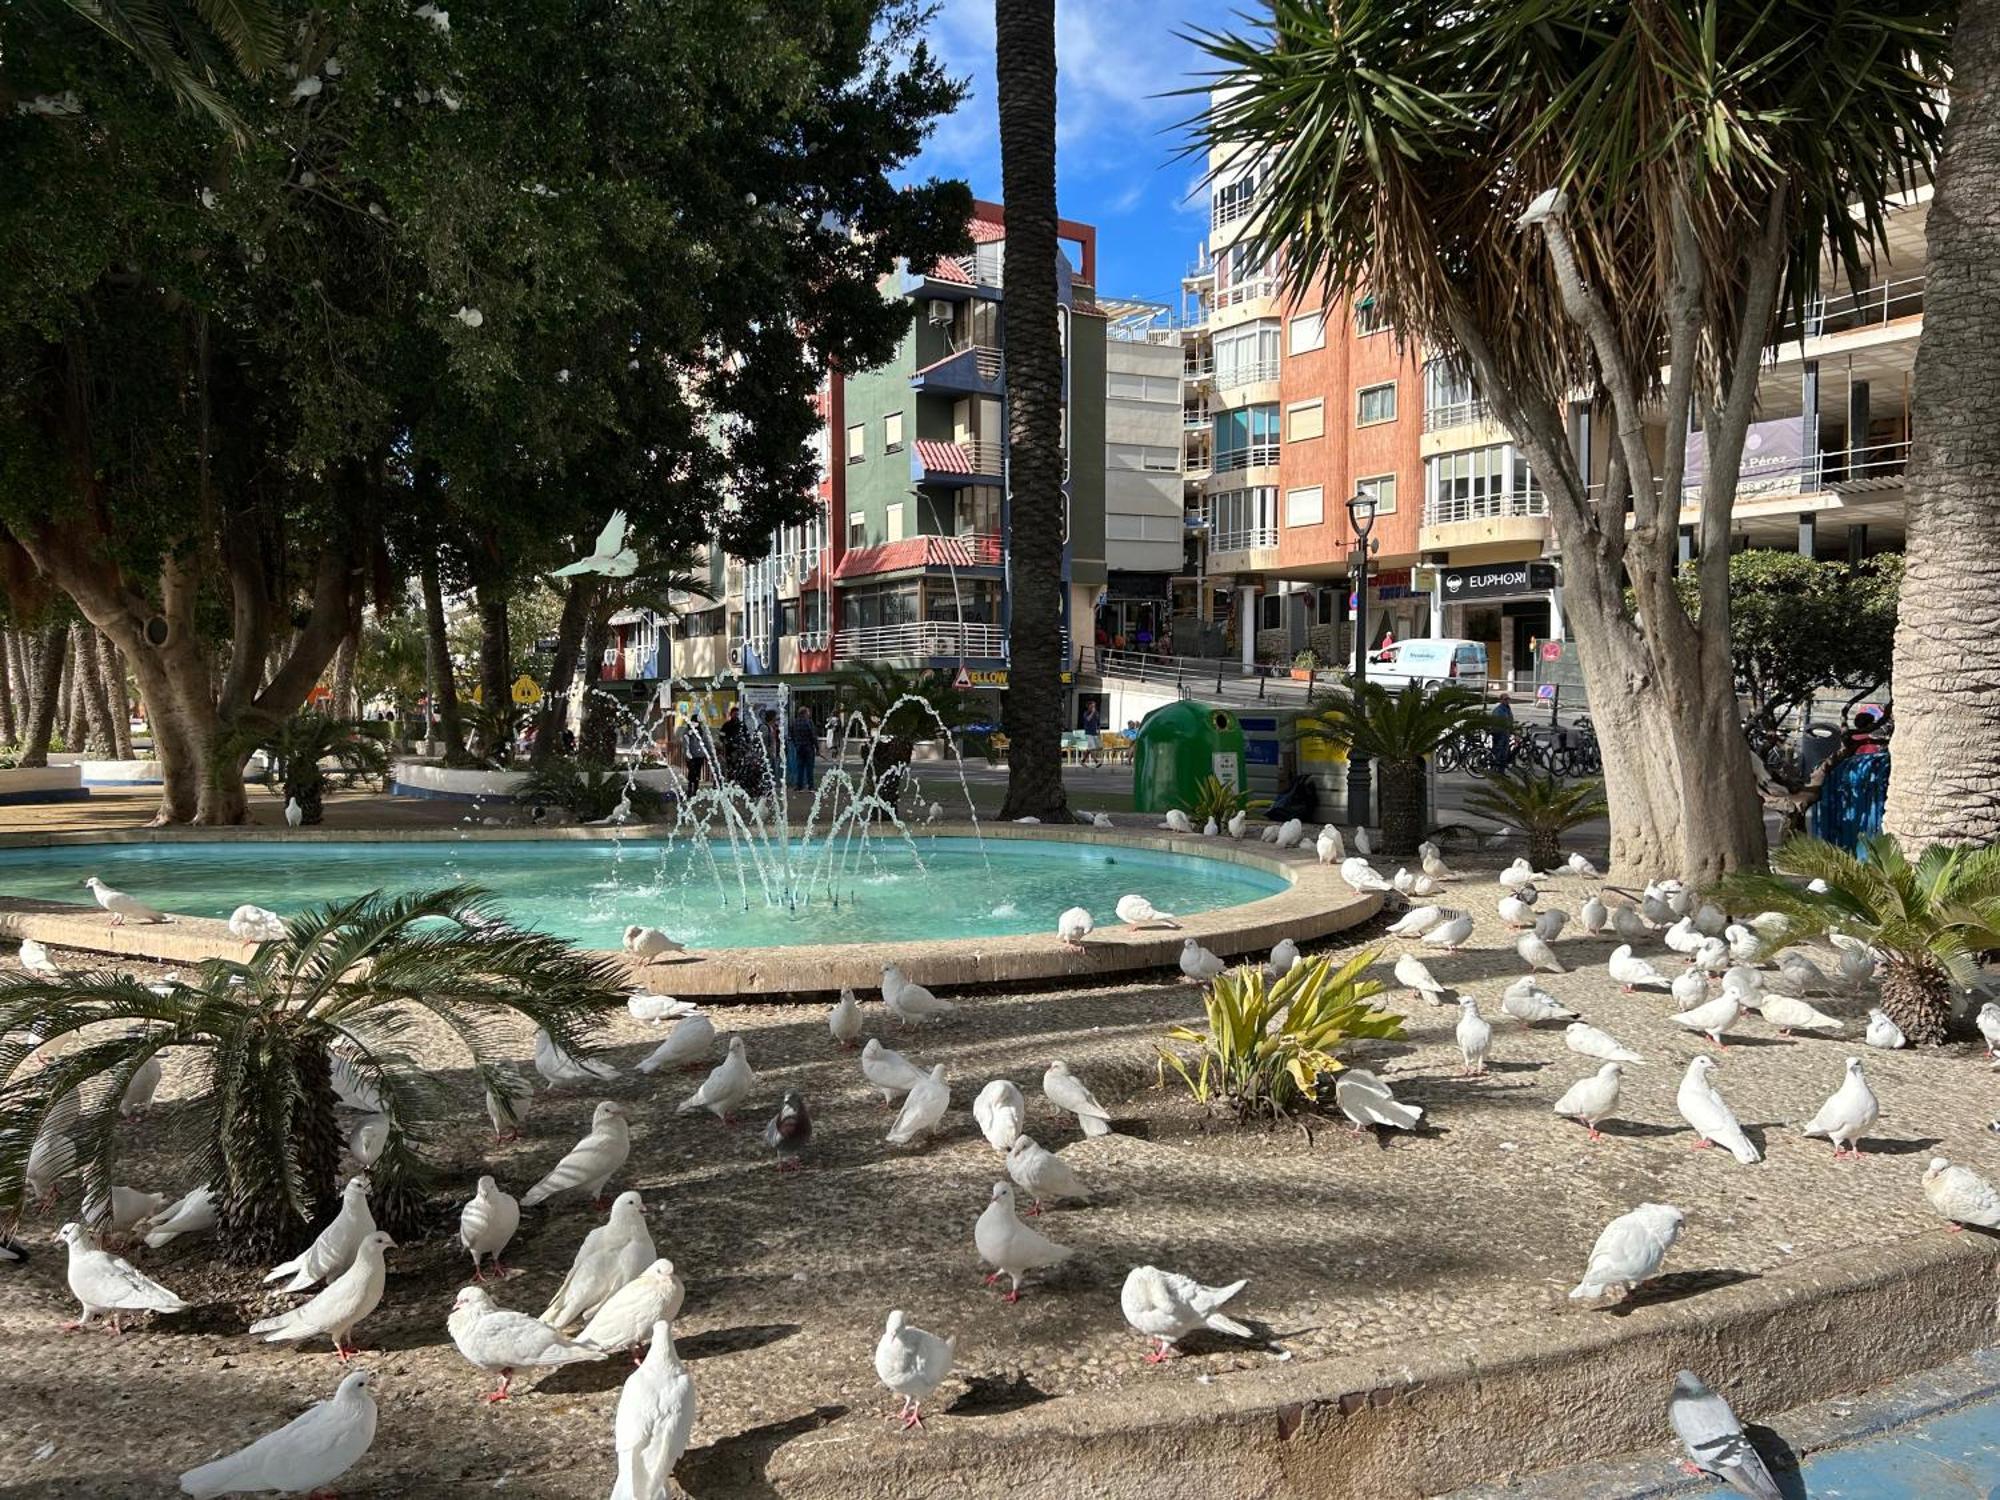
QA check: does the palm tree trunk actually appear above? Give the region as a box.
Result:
[18,624,65,767]
[578,608,616,763]
[61,627,85,750]
[218,1044,342,1265]
[101,635,134,758]
[72,626,116,755]
[1878,957,1956,1048]
[1378,758,1424,856]
[330,630,359,719]
[994,0,1069,824]
[477,586,511,718]
[2,632,23,745]
[419,555,468,763]
[0,631,14,746]
[1884,1,2000,846]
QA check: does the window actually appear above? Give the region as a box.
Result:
[1423,358,1485,429]
[846,510,867,548]
[1213,404,1280,472]
[802,590,826,637]
[1356,382,1398,425]
[1285,485,1325,527]
[846,423,865,462]
[1108,442,1181,473]
[1205,486,1278,551]
[886,502,905,542]
[1354,294,1389,336]
[1107,370,1180,403]
[1288,312,1325,355]
[1258,594,1283,631]
[1214,322,1280,388]
[884,411,904,451]
[1423,444,1543,523]
[1212,171,1261,228]
[1355,472,1397,516]
[1286,399,1324,442]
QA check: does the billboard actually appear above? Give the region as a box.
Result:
[1684,419,1808,501]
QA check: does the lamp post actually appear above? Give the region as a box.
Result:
[1345,490,1379,828]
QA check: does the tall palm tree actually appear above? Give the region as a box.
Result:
[58,0,283,141]
[0,888,624,1260]
[1886,1,2000,847]
[1189,2,1949,882]
[994,0,1069,823]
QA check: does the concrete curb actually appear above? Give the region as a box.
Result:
[729,1231,2000,1499]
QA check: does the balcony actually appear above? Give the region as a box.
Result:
[1420,487,1551,553]
[1211,193,1261,232]
[1208,524,1280,553]
[1774,274,1925,345]
[1582,438,1912,512]
[951,248,1005,290]
[1213,440,1280,474]
[1215,357,1280,391]
[911,343,1003,398]
[911,437,1004,487]
[833,620,1008,663]
[1183,406,1211,430]
[835,531,1005,582]
[1213,276,1277,312]
[1423,397,1492,432]
[1183,356,1215,385]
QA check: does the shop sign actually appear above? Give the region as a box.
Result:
[1439,561,1557,603]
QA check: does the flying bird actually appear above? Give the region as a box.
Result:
[553,510,638,578]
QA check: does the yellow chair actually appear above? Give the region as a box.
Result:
[989,733,1010,765]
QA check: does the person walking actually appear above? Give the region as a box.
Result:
[1490,692,1515,772]
[789,703,818,792]
[680,713,709,795]
[1079,699,1102,769]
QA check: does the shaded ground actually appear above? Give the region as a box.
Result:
[0,846,1990,1498]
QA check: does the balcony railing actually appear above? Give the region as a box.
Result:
[1213,440,1280,473]
[912,342,1003,396]
[1581,438,1911,506]
[1215,357,1280,390]
[912,437,1005,481]
[1423,397,1492,432]
[951,250,1004,289]
[1211,193,1261,231]
[1183,356,1215,381]
[1184,407,1210,430]
[1213,276,1276,311]
[1207,524,1280,553]
[1424,487,1550,528]
[833,620,1008,662]
[1775,274,1926,344]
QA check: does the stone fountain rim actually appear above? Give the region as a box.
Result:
[0,822,1384,999]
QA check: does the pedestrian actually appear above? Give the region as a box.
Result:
[789,702,818,792]
[759,709,783,797]
[681,713,709,795]
[1080,699,1102,768]
[1491,691,1515,771]
[719,705,754,794]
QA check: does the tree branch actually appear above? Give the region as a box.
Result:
[1650,190,1706,554]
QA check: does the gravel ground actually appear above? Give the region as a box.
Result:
[0,860,1993,1498]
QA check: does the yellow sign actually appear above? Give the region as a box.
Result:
[510,674,543,706]
[957,671,1073,688]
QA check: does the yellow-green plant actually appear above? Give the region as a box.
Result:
[1158,948,1403,1120]
[1180,774,1263,825]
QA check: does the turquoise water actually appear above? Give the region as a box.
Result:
[0,837,1286,951]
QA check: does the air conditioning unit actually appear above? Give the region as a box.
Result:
[728,643,744,668]
[926,299,953,325]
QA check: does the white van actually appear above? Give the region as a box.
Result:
[1362,638,1491,688]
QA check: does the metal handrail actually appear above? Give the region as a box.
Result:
[833,621,1007,661]
[1213,277,1276,310]
[1423,398,1492,432]
[1776,273,1925,343]
[1207,525,1280,552]
[1213,441,1280,473]
[1424,488,1549,527]
[1216,357,1281,389]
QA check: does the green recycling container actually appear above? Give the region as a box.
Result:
[1131,701,1247,813]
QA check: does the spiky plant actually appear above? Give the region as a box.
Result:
[229,711,392,825]
[0,887,624,1261]
[1304,683,1497,855]
[1181,775,1260,826]
[517,761,664,822]
[831,663,981,811]
[1715,835,2000,1046]
[1466,771,1609,871]
[1158,949,1403,1121]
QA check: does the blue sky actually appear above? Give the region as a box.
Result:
[905,0,1221,308]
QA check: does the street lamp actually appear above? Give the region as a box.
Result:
[1345,490,1380,828]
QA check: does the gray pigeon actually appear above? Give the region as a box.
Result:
[763,1089,811,1171]
[1668,1370,1782,1500]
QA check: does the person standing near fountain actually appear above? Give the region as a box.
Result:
[681,713,709,795]
[719,705,756,796]
[789,703,818,792]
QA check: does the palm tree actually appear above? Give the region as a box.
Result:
[59,0,283,141]
[1305,684,1494,855]
[1466,771,1609,871]
[1886,4,2000,847]
[230,711,392,824]
[0,888,625,1261]
[832,663,979,812]
[1189,2,1949,881]
[994,0,1069,824]
[1716,835,2000,1046]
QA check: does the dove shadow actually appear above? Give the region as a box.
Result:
[1854,1135,1943,1157]
[677,1404,847,1499]
[680,1321,801,1360]
[1742,1423,1809,1499]
[950,1368,1057,1417]
[1594,1120,1683,1140]
[1483,1059,1548,1075]
[527,1356,639,1395]
[1609,1267,1759,1315]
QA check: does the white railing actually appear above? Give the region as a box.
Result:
[1213,440,1280,473]
[951,249,1005,288]
[1424,397,1491,432]
[1582,438,1911,505]
[1184,356,1215,380]
[1184,407,1211,430]
[1216,357,1280,389]
[1213,276,1276,311]
[1424,488,1549,528]
[1208,524,1280,554]
[1776,274,1925,344]
[1211,193,1260,231]
[958,439,1005,475]
[833,620,1008,661]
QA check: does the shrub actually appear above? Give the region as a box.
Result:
[1464,770,1608,870]
[518,760,664,822]
[1302,682,1496,854]
[1180,774,1258,825]
[231,712,391,824]
[1158,949,1403,1120]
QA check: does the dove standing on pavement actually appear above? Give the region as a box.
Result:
[1394,953,1449,1005]
[283,795,304,829]
[1386,905,1443,938]
[1355,826,1373,856]
[16,936,60,976]
[1455,996,1492,1077]
[56,1221,191,1331]
[83,876,167,924]
[763,1090,811,1170]
[1161,809,1194,833]
[265,1174,375,1292]
[973,1080,1025,1153]
[449,1285,605,1401]
[1497,892,1537,928]
[1116,893,1179,928]
[1423,912,1475,951]
[1756,994,1845,1036]
[1501,979,1574,1024]
[828,989,864,1048]
[975,1182,1072,1301]
[1420,844,1457,882]
[578,1259,687,1360]
[139,1186,216,1249]
[250,1230,394,1358]
[1670,993,1743,1048]
[1801,1057,1879,1160]
[1924,1157,2000,1231]
[1569,1203,1684,1301]
[637,1013,716,1075]
[1269,937,1300,977]
[1497,858,1536,889]
[1120,1266,1254,1362]
[24,1087,80,1207]
[1315,825,1343,864]
[1579,894,1609,934]
[1202,816,1219,837]
[884,964,957,1024]
[888,1065,951,1146]
[522,1101,632,1208]
[876,1310,956,1430]
[1667,1369,1783,1500]
[1671,966,1709,1011]
[1978,1002,2000,1058]
[1006,1136,1090,1212]
[1226,810,1248,839]
[1553,1064,1624,1142]
[542,1192,654,1329]
[1612,905,1652,944]
[1533,908,1568,943]
[533,1028,620,1089]
[1178,938,1226,984]
[1677,1056,1760,1163]
[484,1065,535,1139]
[1340,857,1393,895]
[1566,1022,1642,1064]
[119,1044,164,1119]
[861,1038,925,1105]
[85,1184,166,1237]
[1334,1068,1423,1133]
[1516,931,1566,974]
[676,1035,755,1123]
[178,1369,377,1499]
[459,1176,520,1281]
[1865,1008,1907,1050]
[626,993,698,1026]
[1275,818,1304,849]
[1043,1061,1114,1137]
[1566,852,1599,878]
[1608,945,1670,992]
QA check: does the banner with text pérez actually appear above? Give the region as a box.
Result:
[1684,420,1808,502]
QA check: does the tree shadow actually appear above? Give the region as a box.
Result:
[680,1321,801,1361]
[677,1404,848,1500]
[1709,1035,1792,1049]
[1609,1267,1759,1315]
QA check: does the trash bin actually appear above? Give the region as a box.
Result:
[1131,702,1247,813]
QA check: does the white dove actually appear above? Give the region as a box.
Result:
[120,1045,164,1119]
[178,1369,377,1499]
[975,1182,1072,1300]
[1608,945,1670,992]
[56,1221,191,1331]
[1423,912,1475,950]
[623,925,686,964]
[1671,993,1743,1048]
[24,1087,80,1207]
[828,989,864,1048]
[1410,871,1443,898]
[1776,951,1831,993]
[533,1028,620,1090]
[328,1045,383,1113]
[1723,924,1762,965]
[449,1285,605,1401]
[553,509,638,578]
[85,1184,166,1236]
[1757,994,1845,1036]
[1569,1203,1683,1301]
[1677,1056,1760,1163]
[1553,1063,1623,1141]
[1979,1002,2000,1057]
[1391,868,1417,897]
[1121,1265,1254,1361]
[1393,953,1448,1004]
[1579,894,1609,933]
[626,993,698,1026]
[1516,932,1566,973]
[1838,944,1879,991]
[1924,1157,2000,1231]
[1334,1067,1422,1132]
[1315,825,1342,864]
[1566,852,1599,878]
[1801,1057,1878,1160]
[884,964,957,1023]
[1498,893,1537,928]
[1161,809,1194,833]
[1565,1022,1642,1064]
[1663,917,1702,957]
[1720,966,1765,1006]
[140,1185,216,1249]
[1116,893,1179,928]
[1691,937,1731,975]
[521,1101,631,1208]
[1340,857,1393,894]
[83,875,167,924]
[1043,1061,1114,1137]
[1421,846,1456,882]
[1641,887,1677,927]
[1179,938,1226,984]
[1671,967,1710,1011]
[264,1174,375,1292]
[17,937,59,976]
[577,1258,686,1358]
[637,1013,716,1075]
[484,1066,534,1139]
[611,1321,696,1500]
[1354,825,1373,856]
[1692,902,1729,938]
[861,1038,925,1105]
[1864,1008,1907,1050]
[250,1230,393,1358]
[1385,905,1443,938]
[973,1079,1025,1153]
[541,1191,654,1329]
[344,1114,389,1171]
[459,1175,520,1281]
[876,1310,955,1430]
[1275,817,1304,849]
[887,1064,951,1146]
[227,904,287,943]
[1497,859,1537,889]
[675,1035,755,1122]
[1500,979,1574,1024]
[1006,1135,1090,1212]
[284,795,303,829]
[1269,937,1300,977]
[1056,907,1094,949]
[1455,996,1492,1077]
[1092,811,1115,830]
